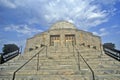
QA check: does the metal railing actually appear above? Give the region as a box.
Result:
[103,47,120,61]
[12,44,95,80]
[73,45,95,80]
[12,46,46,80]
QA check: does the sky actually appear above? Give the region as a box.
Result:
[0,0,120,53]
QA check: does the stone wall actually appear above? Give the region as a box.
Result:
[24,29,101,53]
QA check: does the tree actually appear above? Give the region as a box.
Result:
[2,44,19,54]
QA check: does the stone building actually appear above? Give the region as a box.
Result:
[25,21,101,53]
[0,21,119,80]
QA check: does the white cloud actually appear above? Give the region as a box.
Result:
[99,28,105,32]
[42,0,109,29]
[92,32,99,36]
[1,0,119,30]
[0,0,16,8]
[111,25,119,28]
[87,12,105,19]
[99,32,109,36]
[4,24,42,35]
[93,28,109,36]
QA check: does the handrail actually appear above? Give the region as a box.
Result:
[12,47,46,80]
[73,45,95,80]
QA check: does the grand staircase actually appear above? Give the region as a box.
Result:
[0,45,120,80]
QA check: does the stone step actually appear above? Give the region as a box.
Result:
[0,46,119,80]
[0,75,12,80]
[1,61,26,66]
[87,61,119,66]
[79,53,101,56]
[6,62,118,71]
[85,59,119,63]
[93,69,120,74]
[96,74,120,80]
[0,66,20,71]
[15,69,91,75]
[16,69,83,75]
[0,70,14,77]
[1,63,118,72]
[14,75,89,80]
[17,58,76,62]
[0,65,89,75]
[23,54,75,59]
[40,65,77,70]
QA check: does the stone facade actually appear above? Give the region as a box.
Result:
[24,21,102,53]
[1,21,120,80]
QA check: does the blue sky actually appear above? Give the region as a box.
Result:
[0,0,120,53]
